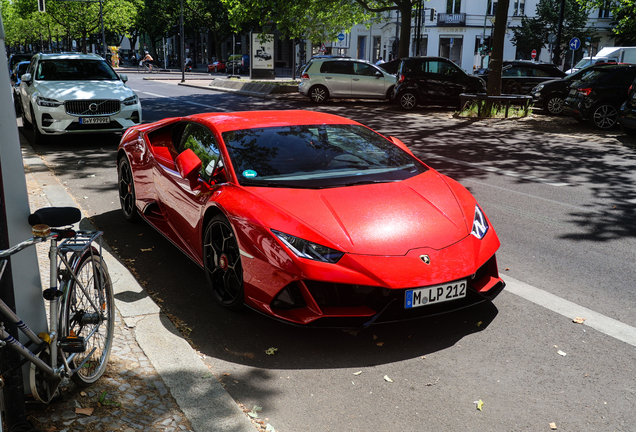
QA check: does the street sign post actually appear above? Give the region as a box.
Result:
[569,37,581,72]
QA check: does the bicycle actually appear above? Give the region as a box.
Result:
[137,61,158,74]
[0,207,114,418]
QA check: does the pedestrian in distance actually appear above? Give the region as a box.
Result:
[375,57,385,65]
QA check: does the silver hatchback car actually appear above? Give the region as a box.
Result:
[298,58,396,103]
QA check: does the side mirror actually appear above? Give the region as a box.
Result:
[388,136,414,156]
[21,73,32,84]
[375,70,383,77]
[175,148,202,180]
[120,73,128,83]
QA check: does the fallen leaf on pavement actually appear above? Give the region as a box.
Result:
[476,321,483,327]
[376,342,384,346]
[557,350,567,356]
[384,375,394,383]
[248,405,262,418]
[573,317,586,324]
[476,400,484,411]
[265,347,278,355]
[353,371,362,376]
[549,422,557,430]
[140,248,153,252]
[76,407,94,416]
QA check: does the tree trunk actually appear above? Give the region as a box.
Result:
[486,0,510,97]
[398,5,412,59]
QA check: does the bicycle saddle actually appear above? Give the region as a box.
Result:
[28,207,81,227]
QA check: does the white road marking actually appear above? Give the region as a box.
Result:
[422,153,571,186]
[503,275,636,348]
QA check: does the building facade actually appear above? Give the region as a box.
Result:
[319,0,615,73]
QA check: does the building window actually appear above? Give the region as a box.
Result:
[513,0,525,16]
[439,36,463,65]
[598,0,611,18]
[372,36,381,63]
[446,0,461,14]
[487,0,497,16]
[412,35,428,56]
[357,36,367,60]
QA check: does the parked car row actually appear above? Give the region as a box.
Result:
[296,56,636,135]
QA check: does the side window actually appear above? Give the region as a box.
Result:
[503,67,521,77]
[27,58,38,77]
[533,68,552,77]
[320,61,352,74]
[353,62,378,76]
[427,61,457,76]
[179,124,221,182]
[617,70,636,86]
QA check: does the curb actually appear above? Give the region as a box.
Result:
[176,80,304,100]
[20,134,255,432]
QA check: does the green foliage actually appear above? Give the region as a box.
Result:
[577,0,636,44]
[511,0,599,60]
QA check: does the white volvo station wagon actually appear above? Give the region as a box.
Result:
[19,53,142,144]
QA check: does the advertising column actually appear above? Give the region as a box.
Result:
[251,33,275,79]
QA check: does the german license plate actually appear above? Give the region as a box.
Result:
[80,117,109,124]
[405,280,467,309]
[568,89,577,96]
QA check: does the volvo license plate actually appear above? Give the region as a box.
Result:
[80,117,109,124]
[405,280,467,309]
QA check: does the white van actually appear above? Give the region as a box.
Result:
[566,46,636,74]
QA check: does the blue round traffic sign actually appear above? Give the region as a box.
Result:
[569,37,581,50]
[337,33,345,42]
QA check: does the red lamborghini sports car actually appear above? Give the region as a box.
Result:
[117,110,504,326]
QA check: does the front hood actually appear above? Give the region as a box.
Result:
[253,171,470,256]
[34,80,133,101]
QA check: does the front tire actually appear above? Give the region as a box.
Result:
[31,105,49,145]
[398,91,418,110]
[545,95,564,115]
[590,103,618,129]
[118,157,141,222]
[309,85,329,103]
[204,215,244,310]
[62,251,114,387]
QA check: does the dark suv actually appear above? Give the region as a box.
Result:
[393,57,485,110]
[563,64,636,129]
[478,60,566,95]
[531,65,613,115]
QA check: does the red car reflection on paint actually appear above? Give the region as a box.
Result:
[117,110,504,326]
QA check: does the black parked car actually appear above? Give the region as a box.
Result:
[393,57,485,110]
[478,60,566,95]
[531,65,613,115]
[7,52,34,73]
[10,60,30,112]
[618,77,636,136]
[563,64,636,129]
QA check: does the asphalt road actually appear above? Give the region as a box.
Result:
[20,74,636,432]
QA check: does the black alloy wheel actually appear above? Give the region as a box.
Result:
[21,102,33,130]
[590,103,619,129]
[309,85,328,103]
[204,215,244,310]
[118,157,141,222]
[30,105,49,145]
[505,82,522,95]
[545,95,564,115]
[398,91,418,110]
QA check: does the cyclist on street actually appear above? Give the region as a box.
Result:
[143,51,154,71]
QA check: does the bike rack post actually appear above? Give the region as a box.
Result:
[0,14,49,428]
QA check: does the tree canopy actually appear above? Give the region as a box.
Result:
[577,0,636,45]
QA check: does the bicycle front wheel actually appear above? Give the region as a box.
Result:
[62,249,114,387]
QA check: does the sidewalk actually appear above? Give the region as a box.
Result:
[20,133,256,431]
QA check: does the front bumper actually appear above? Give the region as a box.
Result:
[34,102,142,135]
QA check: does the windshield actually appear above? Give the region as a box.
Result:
[574,59,593,69]
[36,59,119,81]
[223,124,428,188]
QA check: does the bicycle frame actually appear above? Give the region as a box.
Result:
[0,230,104,402]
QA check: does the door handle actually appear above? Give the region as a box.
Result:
[353,78,360,81]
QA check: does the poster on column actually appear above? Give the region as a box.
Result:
[251,32,275,78]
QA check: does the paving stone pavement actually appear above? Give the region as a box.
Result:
[24,172,195,432]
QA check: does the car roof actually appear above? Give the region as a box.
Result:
[35,53,105,61]
[186,110,361,134]
[309,58,373,64]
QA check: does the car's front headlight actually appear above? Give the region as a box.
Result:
[534,84,544,92]
[470,205,489,240]
[36,96,63,107]
[122,95,139,106]
[272,230,344,263]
